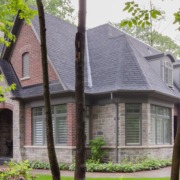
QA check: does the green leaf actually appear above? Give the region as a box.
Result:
[128,7,134,13]
[128,21,133,28]
[120,20,128,27]
[132,19,137,25]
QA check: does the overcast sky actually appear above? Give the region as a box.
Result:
[71,0,180,43]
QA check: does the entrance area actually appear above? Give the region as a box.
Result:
[0,109,13,158]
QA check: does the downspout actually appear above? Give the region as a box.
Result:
[111,92,119,163]
[115,102,119,163]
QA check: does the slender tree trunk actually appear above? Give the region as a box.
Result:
[171,122,180,180]
[74,0,86,180]
[36,1,60,180]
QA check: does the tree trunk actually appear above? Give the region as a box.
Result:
[36,1,60,180]
[74,0,86,180]
[171,122,180,180]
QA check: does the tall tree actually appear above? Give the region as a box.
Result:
[35,1,60,180]
[74,0,86,180]
[28,0,75,23]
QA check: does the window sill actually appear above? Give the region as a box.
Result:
[24,145,76,149]
[20,77,30,81]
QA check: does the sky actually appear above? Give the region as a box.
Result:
[71,0,180,43]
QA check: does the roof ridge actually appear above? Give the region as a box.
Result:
[126,37,153,90]
[108,23,160,53]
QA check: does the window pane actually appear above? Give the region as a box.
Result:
[156,117,163,144]
[150,116,156,144]
[126,104,141,146]
[164,118,170,144]
[56,116,67,144]
[150,105,171,145]
[33,107,43,116]
[56,105,67,114]
[33,117,44,145]
[22,53,29,77]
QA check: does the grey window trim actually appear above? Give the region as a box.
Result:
[125,103,142,146]
[150,105,171,145]
[32,105,67,146]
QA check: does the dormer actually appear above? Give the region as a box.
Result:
[173,60,180,88]
[145,52,176,88]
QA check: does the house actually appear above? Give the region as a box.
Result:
[0,11,180,164]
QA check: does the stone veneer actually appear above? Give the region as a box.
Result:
[91,103,173,163]
[0,78,24,162]
[23,146,76,163]
[0,79,174,163]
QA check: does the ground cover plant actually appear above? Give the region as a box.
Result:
[30,157,171,173]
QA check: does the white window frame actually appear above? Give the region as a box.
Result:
[163,61,173,87]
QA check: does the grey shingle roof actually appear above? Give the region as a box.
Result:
[1,12,180,99]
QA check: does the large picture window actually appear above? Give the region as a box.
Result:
[33,105,67,145]
[125,104,141,146]
[150,105,171,144]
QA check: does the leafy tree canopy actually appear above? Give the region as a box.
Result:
[115,25,180,58]
[0,0,36,46]
[27,0,75,23]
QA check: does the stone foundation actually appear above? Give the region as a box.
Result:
[23,146,76,163]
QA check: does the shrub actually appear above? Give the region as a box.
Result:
[89,137,106,162]
[0,160,36,180]
[29,157,171,173]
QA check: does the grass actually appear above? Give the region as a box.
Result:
[35,174,170,180]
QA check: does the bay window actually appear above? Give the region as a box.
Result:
[150,105,171,144]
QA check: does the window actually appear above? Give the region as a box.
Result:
[150,105,171,144]
[125,104,141,145]
[22,53,30,78]
[164,61,173,87]
[33,105,67,145]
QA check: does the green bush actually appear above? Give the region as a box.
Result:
[89,137,106,162]
[0,160,36,180]
[29,157,171,173]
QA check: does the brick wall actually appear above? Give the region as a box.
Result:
[24,108,32,146]
[67,103,76,146]
[10,23,58,87]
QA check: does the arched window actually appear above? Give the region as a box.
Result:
[22,53,29,78]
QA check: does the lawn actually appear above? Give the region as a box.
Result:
[35,175,170,180]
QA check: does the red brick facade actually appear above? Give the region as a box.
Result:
[24,108,32,146]
[10,22,58,87]
[24,103,76,146]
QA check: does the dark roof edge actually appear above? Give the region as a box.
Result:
[145,52,176,62]
[1,12,24,61]
[86,89,179,100]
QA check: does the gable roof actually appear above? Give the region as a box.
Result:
[1,11,180,99]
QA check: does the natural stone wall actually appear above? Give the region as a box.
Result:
[0,78,24,162]
[23,146,75,163]
[91,104,116,146]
